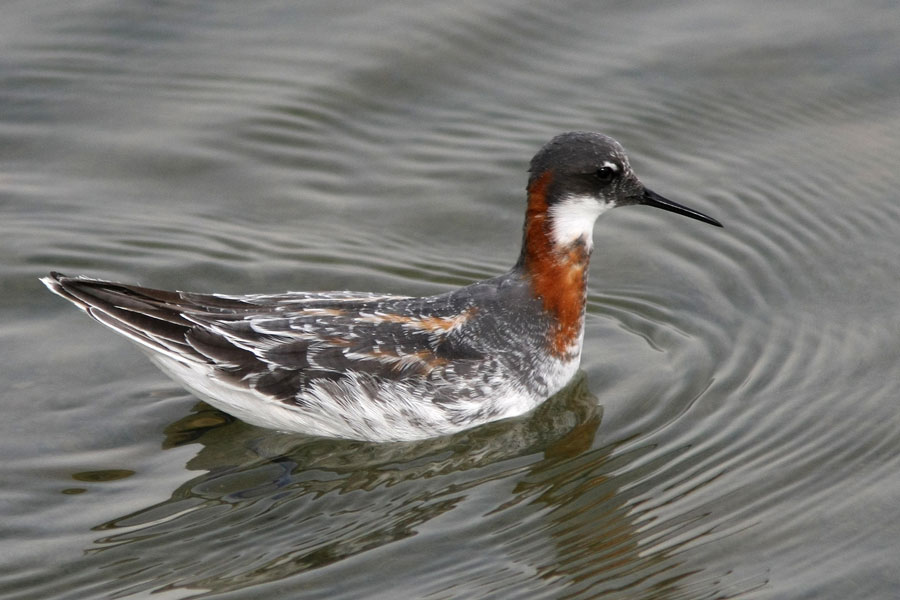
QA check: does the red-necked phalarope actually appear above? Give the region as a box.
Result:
[42,132,722,442]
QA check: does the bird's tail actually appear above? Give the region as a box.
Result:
[41,272,197,362]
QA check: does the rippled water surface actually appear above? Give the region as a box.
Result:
[3,1,900,598]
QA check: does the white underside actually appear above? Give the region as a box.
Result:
[147,350,581,443]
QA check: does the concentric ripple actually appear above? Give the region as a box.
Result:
[3,1,900,599]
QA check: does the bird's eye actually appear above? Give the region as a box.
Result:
[595,166,615,182]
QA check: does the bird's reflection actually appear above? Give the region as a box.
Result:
[83,373,762,598]
[93,372,599,532]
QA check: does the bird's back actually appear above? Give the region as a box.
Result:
[42,271,573,441]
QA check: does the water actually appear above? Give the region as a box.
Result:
[3,1,900,598]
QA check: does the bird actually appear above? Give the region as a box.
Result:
[42,132,722,442]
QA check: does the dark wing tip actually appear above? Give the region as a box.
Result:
[40,271,64,288]
[41,271,87,308]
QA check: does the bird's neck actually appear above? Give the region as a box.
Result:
[516,171,592,358]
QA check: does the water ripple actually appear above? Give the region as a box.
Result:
[5,1,900,599]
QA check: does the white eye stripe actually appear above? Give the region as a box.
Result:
[602,161,619,172]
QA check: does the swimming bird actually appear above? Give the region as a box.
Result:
[42,132,721,442]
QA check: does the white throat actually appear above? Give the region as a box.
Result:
[547,194,613,250]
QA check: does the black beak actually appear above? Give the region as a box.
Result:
[640,188,723,228]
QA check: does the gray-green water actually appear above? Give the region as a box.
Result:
[3,1,900,598]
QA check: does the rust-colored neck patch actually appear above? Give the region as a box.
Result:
[521,170,591,357]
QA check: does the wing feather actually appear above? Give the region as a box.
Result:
[43,273,488,406]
